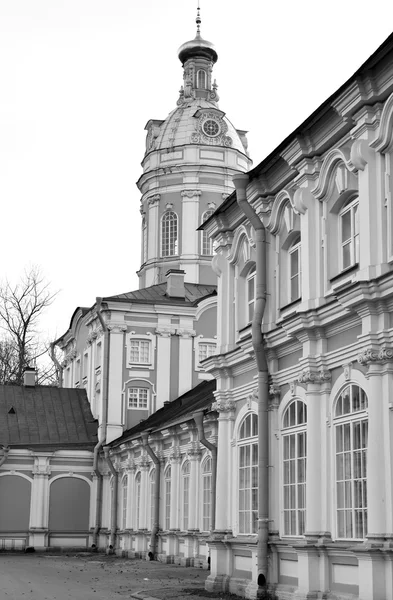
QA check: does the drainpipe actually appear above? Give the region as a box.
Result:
[49,343,63,387]
[193,411,217,532]
[104,446,118,550]
[141,431,160,559]
[0,446,10,468]
[92,297,110,548]
[233,173,269,591]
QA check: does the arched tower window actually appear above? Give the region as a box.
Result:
[197,69,206,89]
[282,399,307,536]
[238,413,258,534]
[201,210,214,255]
[334,384,368,539]
[161,211,178,257]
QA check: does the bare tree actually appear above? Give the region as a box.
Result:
[0,267,58,385]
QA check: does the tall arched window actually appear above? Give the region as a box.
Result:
[135,472,141,530]
[282,399,307,536]
[161,211,178,257]
[334,384,368,539]
[202,457,212,531]
[201,210,214,255]
[182,461,191,530]
[238,413,258,534]
[122,475,128,530]
[197,69,206,89]
[142,217,147,264]
[164,466,171,530]
[149,469,155,530]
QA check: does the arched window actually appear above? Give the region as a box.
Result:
[339,197,359,270]
[202,457,212,531]
[282,399,307,536]
[289,237,301,302]
[201,210,214,255]
[142,217,147,264]
[334,384,368,539]
[122,475,128,530]
[161,211,178,257]
[197,69,206,89]
[246,266,256,323]
[164,466,171,530]
[135,472,141,530]
[182,461,191,530]
[149,469,155,530]
[238,413,258,534]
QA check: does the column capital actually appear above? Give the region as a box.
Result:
[147,194,160,206]
[297,367,331,386]
[181,189,202,199]
[358,345,393,366]
[107,322,127,333]
[212,399,236,414]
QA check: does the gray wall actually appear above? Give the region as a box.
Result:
[0,475,31,531]
[49,477,90,531]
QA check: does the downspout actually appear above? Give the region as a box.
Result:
[92,297,110,548]
[104,446,118,550]
[193,411,217,532]
[0,446,10,468]
[141,431,160,559]
[49,342,63,387]
[233,173,269,591]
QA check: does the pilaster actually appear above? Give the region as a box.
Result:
[106,322,127,444]
[155,323,174,408]
[169,448,181,531]
[212,399,235,532]
[188,445,202,530]
[181,189,201,282]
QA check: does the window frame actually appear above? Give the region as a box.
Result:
[197,69,206,89]
[128,387,149,410]
[127,333,156,370]
[194,335,217,373]
[161,210,178,257]
[201,210,214,255]
[237,412,258,535]
[281,399,307,538]
[202,457,212,532]
[246,266,256,323]
[339,197,359,272]
[333,384,368,541]
[288,239,301,303]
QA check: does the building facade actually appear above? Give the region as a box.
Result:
[200,33,393,600]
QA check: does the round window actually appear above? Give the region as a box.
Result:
[203,119,220,137]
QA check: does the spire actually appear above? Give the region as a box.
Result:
[196,1,201,36]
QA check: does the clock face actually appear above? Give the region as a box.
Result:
[203,119,220,137]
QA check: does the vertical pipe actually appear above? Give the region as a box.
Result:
[233,173,269,590]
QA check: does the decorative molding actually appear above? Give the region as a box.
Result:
[297,368,331,384]
[176,328,196,339]
[147,194,160,206]
[211,399,236,413]
[342,362,352,381]
[357,347,380,365]
[155,326,176,338]
[165,202,174,211]
[181,189,202,198]
[370,91,393,153]
[312,147,357,201]
[107,322,127,334]
[350,139,374,171]
[289,381,297,396]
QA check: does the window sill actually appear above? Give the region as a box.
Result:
[280,298,302,313]
[330,263,359,284]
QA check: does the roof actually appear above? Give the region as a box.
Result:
[104,282,217,306]
[0,385,98,449]
[111,379,216,446]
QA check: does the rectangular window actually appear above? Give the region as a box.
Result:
[128,388,149,409]
[130,340,151,364]
[238,442,258,534]
[340,200,359,270]
[247,272,256,322]
[289,244,301,302]
[198,342,216,363]
[283,431,306,536]
[336,418,368,539]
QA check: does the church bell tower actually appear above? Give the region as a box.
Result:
[137,7,252,288]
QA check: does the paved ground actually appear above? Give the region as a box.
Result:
[0,553,242,600]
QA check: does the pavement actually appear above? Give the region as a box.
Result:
[0,553,242,600]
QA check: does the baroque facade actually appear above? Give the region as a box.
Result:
[201,32,393,600]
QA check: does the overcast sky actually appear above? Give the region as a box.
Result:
[1,0,392,342]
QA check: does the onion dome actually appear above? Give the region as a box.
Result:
[178,4,218,65]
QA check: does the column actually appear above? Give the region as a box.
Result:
[29,455,51,548]
[125,461,136,530]
[188,447,201,530]
[155,324,173,408]
[181,189,201,282]
[169,449,181,531]
[268,386,280,536]
[212,398,235,532]
[139,458,150,531]
[106,322,127,443]
[177,324,195,396]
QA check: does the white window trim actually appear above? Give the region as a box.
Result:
[200,455,212,532]
[236,412,258,536]
[160,210,179,257]
[127,332,156,370]
[288,241,301,303]
[127,387,149,410]
[197,69,206,89]
[201,210,214,255]
[333,384,368,542]
[339,197,359,272]
[246,266,256,324]
[194,335,217,372]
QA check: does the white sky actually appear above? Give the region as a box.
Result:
[0,0,392,343]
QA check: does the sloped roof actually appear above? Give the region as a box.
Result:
[0,385,98,448]
[104,282,217,306]
[111,379,216,447]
